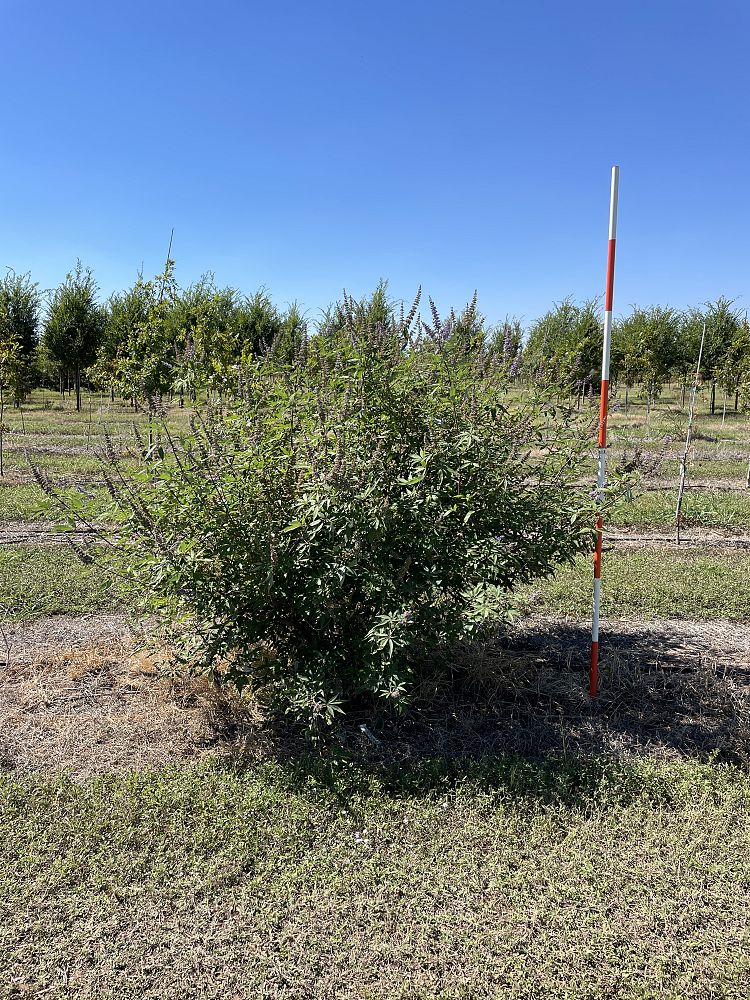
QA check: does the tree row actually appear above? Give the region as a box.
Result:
[0,262,748,414]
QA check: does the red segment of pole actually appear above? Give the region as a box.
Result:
[605,240,616,311]
[598,379,609,448]
[589,640,599,697]
[590,166,619,699]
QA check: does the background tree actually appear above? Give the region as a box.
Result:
[611,312,645,413]
[699,298,742,415]
[43,262,104,411]
[631,306,680,431]
[0,271,40,404]
[112,260,180,435]
[232,289,283,360]
[93,279,150,401]
[714,313,750,416]
[673,307,704,408]
[524,298,602,399]
[0,317,22,474]
[169,276,237,395]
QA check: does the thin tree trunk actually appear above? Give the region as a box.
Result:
[75,365,81,412]
[676,322,706,544]
[0,381,4,477]
[710,379,716,415]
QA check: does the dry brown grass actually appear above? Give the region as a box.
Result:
[3,614,748,779]
[0,637,216,777]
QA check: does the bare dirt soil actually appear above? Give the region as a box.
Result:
[607,526,750,548]
[6,520,750,550]
[0,521,105,545]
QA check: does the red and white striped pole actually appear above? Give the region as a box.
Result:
[590,165,619,698]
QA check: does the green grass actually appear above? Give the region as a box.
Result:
[607,404,750,451]
[2,756,750,999]
[658,458,749,482]
[0,484,49,520]
[0,544,116,619]
[611,488,750,529]
[0,484,110,521]
[2,450,140,477]
[525,549,750,620]
[6,430,135,449]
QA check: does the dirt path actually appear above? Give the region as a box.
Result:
[606,526,750,548]
[640,479,749,491]
[0,521,109,545]
[0,472,108,487]
[5,518,750,550]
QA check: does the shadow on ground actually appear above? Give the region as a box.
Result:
[239,618,750,773]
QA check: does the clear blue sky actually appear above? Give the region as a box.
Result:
[2,0,748,326]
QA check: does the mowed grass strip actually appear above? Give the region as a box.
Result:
[0,484,110,522]
[524,548,750,620]
[2,451,139,477]
[0,544,116,618]
[2,757,750,999]
[2,544,748,623]
[0,484,49,521]
[658,458,750,482]
[611,488,750,529]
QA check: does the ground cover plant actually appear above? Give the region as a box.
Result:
[3,756,750,999]
[524,548,750,620]
[0,480,111,521]
[610,487,750,529]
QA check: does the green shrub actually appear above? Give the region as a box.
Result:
[103,294,598,731]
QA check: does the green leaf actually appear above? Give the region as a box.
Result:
[281,519,305,533]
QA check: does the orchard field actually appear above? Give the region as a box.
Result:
[2,373,750,998]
